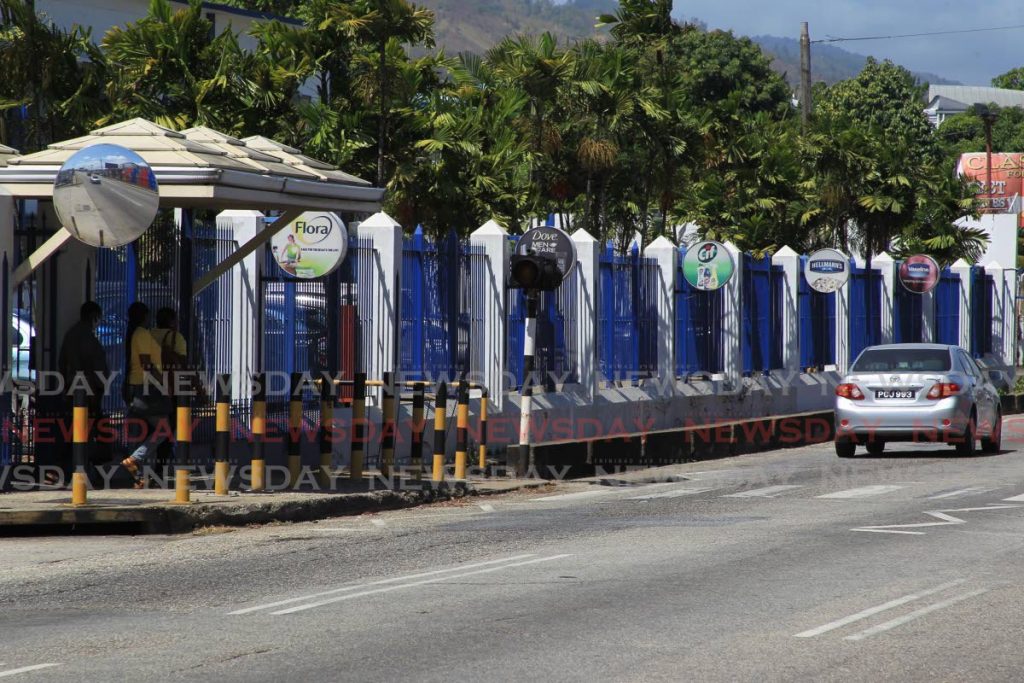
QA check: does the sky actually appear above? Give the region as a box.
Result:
[672,0,1024,85]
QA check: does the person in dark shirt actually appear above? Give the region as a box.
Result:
[58,301,108,413]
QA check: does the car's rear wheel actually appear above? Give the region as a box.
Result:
[835,438,856,458]
[981,410,1002,453]
[955,412,977,456]
[866,441,885,456]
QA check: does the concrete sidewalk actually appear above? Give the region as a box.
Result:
[0,476,549,534]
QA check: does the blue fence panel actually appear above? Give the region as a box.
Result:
[507,288,572,390]
[935,268,960,345]
[597,245,657,380]
[893,265,924,344]
[742,255,782,374]
[797,256,835,369]
[971,267,994,357]
[675,247,724,376]
[848,262,882,363]
[399,229,471,381]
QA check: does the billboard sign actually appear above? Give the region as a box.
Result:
[957,152,1023,213]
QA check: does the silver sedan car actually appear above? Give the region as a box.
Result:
[834,344,1004,457]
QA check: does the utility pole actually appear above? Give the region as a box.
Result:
[800,22,812,132]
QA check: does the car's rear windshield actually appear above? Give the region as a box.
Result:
[852,348,952,372]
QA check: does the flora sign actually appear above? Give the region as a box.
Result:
[271,212,348,278]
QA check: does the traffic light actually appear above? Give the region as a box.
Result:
[509,252,563,291]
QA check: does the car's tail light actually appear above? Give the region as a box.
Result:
[926,383,960,399]
[836,383,864,400]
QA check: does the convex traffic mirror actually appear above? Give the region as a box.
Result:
[53,143,159,248]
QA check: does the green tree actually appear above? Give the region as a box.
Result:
[992,67,1024,91]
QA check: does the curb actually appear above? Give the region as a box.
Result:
[0,480,551,535]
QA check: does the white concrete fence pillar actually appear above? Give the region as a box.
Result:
[834,258,852,374]
[570,228,600,400]
[771,245,800,373]
[951,259,973,351]
[219,210,264,400]
[873,252,896,345]
[644,235,677,386]
[722,241,743,385]
[358,212,402,402]
[469,220,509,410]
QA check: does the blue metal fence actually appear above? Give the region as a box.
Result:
[893,265,924,344]
[399,228,471,380]
[742,255,784,374]
[848,262,882,363]
[935,268,960,345]
[675,247,724,376]
[971,266,994,357]
[797,256,835,370]
[597,244,658,381]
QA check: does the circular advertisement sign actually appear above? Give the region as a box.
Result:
[804,248,849,293]
[514,226,577,281]
[899,254,940,294]
[53,143,159,248]
[682,240,734,291]
[271,211,348,279]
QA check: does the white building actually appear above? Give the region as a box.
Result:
[925,85,1024,127]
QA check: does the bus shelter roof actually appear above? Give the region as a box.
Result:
[0,118,383,213]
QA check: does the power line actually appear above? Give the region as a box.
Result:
[812,23,1024,44]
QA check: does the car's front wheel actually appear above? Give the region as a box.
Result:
[981,411,1002,454]
[835,438,856,458]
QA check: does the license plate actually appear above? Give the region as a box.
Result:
[875,389,915,400]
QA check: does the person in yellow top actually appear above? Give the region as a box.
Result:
[152,307,187,366]
[120,302,172,480]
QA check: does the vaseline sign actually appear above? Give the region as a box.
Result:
[271,211,348,278]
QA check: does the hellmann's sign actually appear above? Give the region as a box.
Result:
[956,152,1023,213]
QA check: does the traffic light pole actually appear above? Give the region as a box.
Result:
[509,289,540,477]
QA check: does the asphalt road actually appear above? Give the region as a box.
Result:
[3,422,1024,682]
[57,171,157,245]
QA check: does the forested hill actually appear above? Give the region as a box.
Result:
[414,0,956,86]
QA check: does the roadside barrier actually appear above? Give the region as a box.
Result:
[287,372,303,488]
[350,373,366,480]
[381,372,396,477]
[174,387,192,504]
[70,386,88,506]
[317,371,334,489]
[455,379,469,480]
[479,389,488,470]
[251,372,267,492]
[432,382,447,482]
[410,382,426,480]
[214,374,230,496]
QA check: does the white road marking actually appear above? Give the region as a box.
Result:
[927,487,993,499]
[304,528,374,532]
[1002,493,1024,502]
[851,505,1019,535]
[0,664,62,678]
[844,588,990,641]
[271,554,573,615]
[723,485,804,498]
[531,489,619,502]
[818,485,905,499]
[479,504,495,512]
[628,487,718,501]
[228,554,537,615]
[370,519,387,527]
[793,579,966,638]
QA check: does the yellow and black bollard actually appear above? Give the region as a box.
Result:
[287,372,303,489]
[410,382,425,480]
[214,374,231,496]
[317,372,335,489]
[381,372,396,478]
[174,388,192,504]
[455,379,469,480]
[251,372,267,492]
[70,386,89,506]
[478,389,489,471]
[432,381,448,482]
[350,373,366,480]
